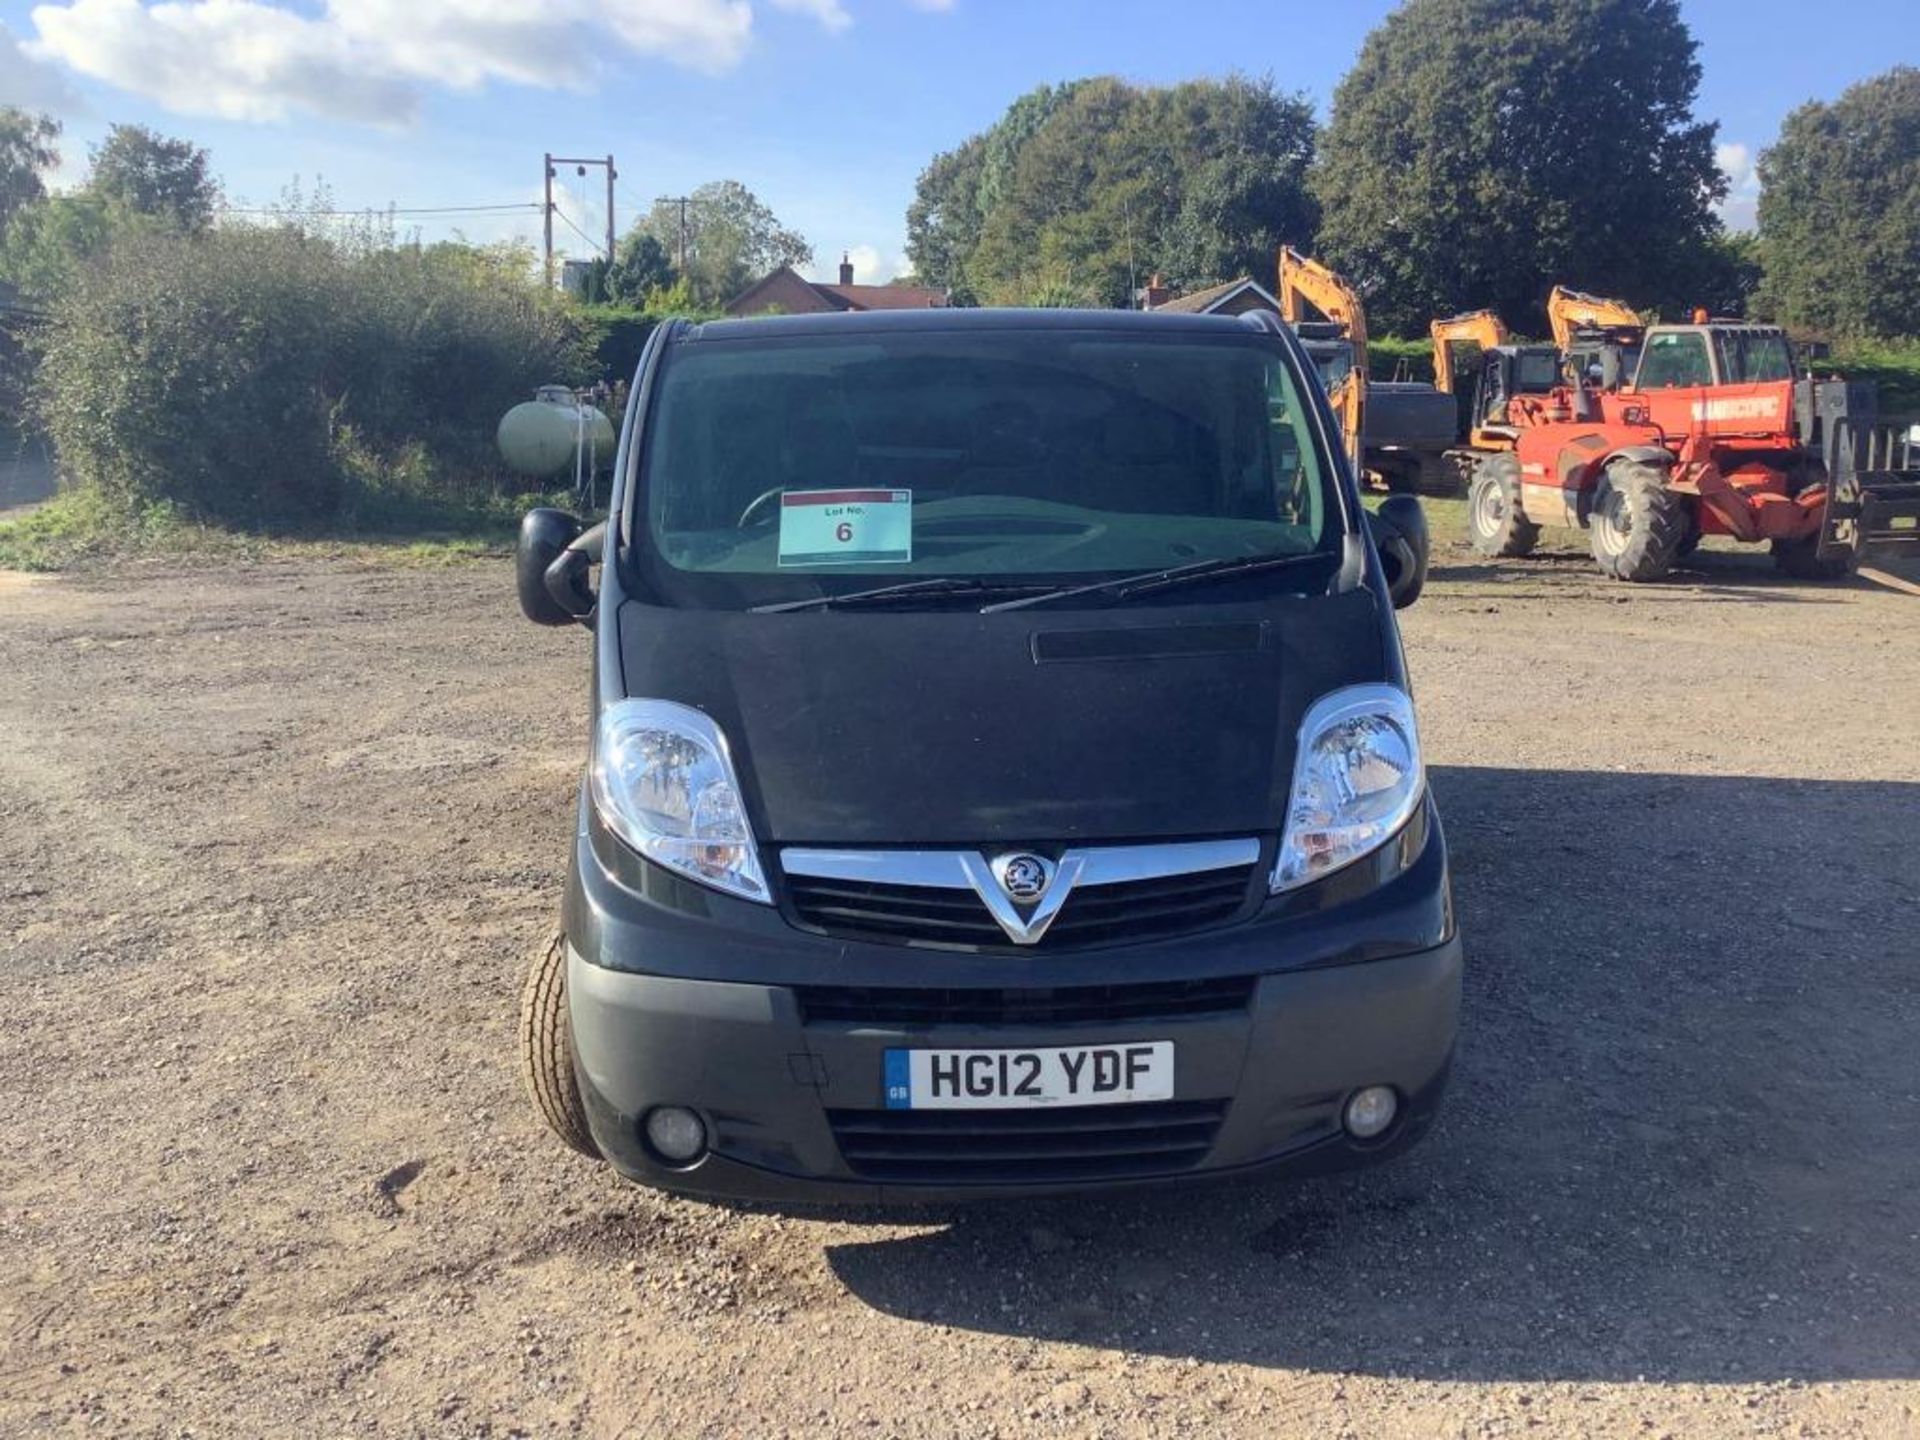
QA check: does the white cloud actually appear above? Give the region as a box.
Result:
[1716,140,1760,232]
[30,0,424,125]
[808,243,912,284]
[0,19,83,114]
[23,0,841,128]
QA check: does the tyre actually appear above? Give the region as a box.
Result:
[1589,458,1685,582]
[1771,535,1856,581]
[1466,454,1539,557]
[519,929,601,1159]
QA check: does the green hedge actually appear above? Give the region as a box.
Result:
[572,304,661,387]
[1368,335,1435,383]
[35,226,583,525]
[1815,338,1920,417]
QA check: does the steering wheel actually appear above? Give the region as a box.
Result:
[736,487,786,529]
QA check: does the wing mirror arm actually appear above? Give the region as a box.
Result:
[1366,495,1429,610]
[544,521,606,628]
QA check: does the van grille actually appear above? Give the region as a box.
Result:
[796,975,1255,1027]
[785,865,1256,951]
[826,1098,1230,1185]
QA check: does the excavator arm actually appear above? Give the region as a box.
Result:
[1546,286,1643,352]
[1278,246,1367,474]
[1428,310,1509,396]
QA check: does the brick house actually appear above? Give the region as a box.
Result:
[724,255,948,317]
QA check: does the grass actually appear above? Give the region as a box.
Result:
[0,482,574,573]
[1410,494,1469,549]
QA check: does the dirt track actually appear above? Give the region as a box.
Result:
[2,542,1918,1438]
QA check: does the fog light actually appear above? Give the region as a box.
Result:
[643,1106,707,1164]
[1343,1086,1398,1139]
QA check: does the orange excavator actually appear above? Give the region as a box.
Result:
[1427,309,1559,454]
[1546,286,1645,390]
[1279,247,1456,492]
[1545,286,1644,350]
[1277,246,1367,475]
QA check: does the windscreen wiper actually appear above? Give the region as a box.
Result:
[979,552,1326,614]
[749,577,1050,614]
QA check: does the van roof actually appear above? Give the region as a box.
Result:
[678,307,1269,343]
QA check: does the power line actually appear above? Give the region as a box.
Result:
[551,205,607,260]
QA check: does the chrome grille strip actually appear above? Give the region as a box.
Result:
[780,837,1260,889]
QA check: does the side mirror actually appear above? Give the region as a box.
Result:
[517,508,603,627]
[1368,494,1429,610]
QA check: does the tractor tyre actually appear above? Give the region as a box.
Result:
[1771,536,1856,581]
[1466,454,1538,558]
[1589,459,1685,582]
[519,929,601,1160]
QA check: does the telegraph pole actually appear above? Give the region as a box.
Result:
[604,153,616,262]
[657,195,691,274]
[543,153,619,287]
[542,152,554,288]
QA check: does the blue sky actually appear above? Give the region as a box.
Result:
[0,0,1909,284]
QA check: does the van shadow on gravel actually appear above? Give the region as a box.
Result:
[824,766,1920,1385]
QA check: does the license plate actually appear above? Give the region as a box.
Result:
[884,1042,1173,1110]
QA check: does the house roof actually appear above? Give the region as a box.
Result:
[814,283,948,311]
[1153,277,1280,314]
[725,265,946,316]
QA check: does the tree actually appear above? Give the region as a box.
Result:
[905,134,988,302]
[907,74,1317,309]
[598,231,676,306]
[1158,78,1319,292]
[634,180,811,307]
[1755,67,1920,337]
[86,124,218,230]
[1312,0,1729,335]
[0,194,135,300]
[0,108,60,239]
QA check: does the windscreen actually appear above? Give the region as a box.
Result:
[1514,350,1562,392]
[636,328,1341,607]
[1715,329,1794,383]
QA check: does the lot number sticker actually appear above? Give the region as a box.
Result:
[777,489,912,567]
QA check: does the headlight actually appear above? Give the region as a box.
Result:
[590,699,770,904]
[1271,683,1424,894]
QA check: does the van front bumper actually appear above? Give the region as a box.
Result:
[567,936,1459,1205]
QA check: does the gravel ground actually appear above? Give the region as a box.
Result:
[1,542,1917,1438]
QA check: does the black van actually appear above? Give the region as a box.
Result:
[514,307,1457,1203]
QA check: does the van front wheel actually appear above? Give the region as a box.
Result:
[518,930,601,1159]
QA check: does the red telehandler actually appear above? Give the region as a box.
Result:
[1460,315,1920,581]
